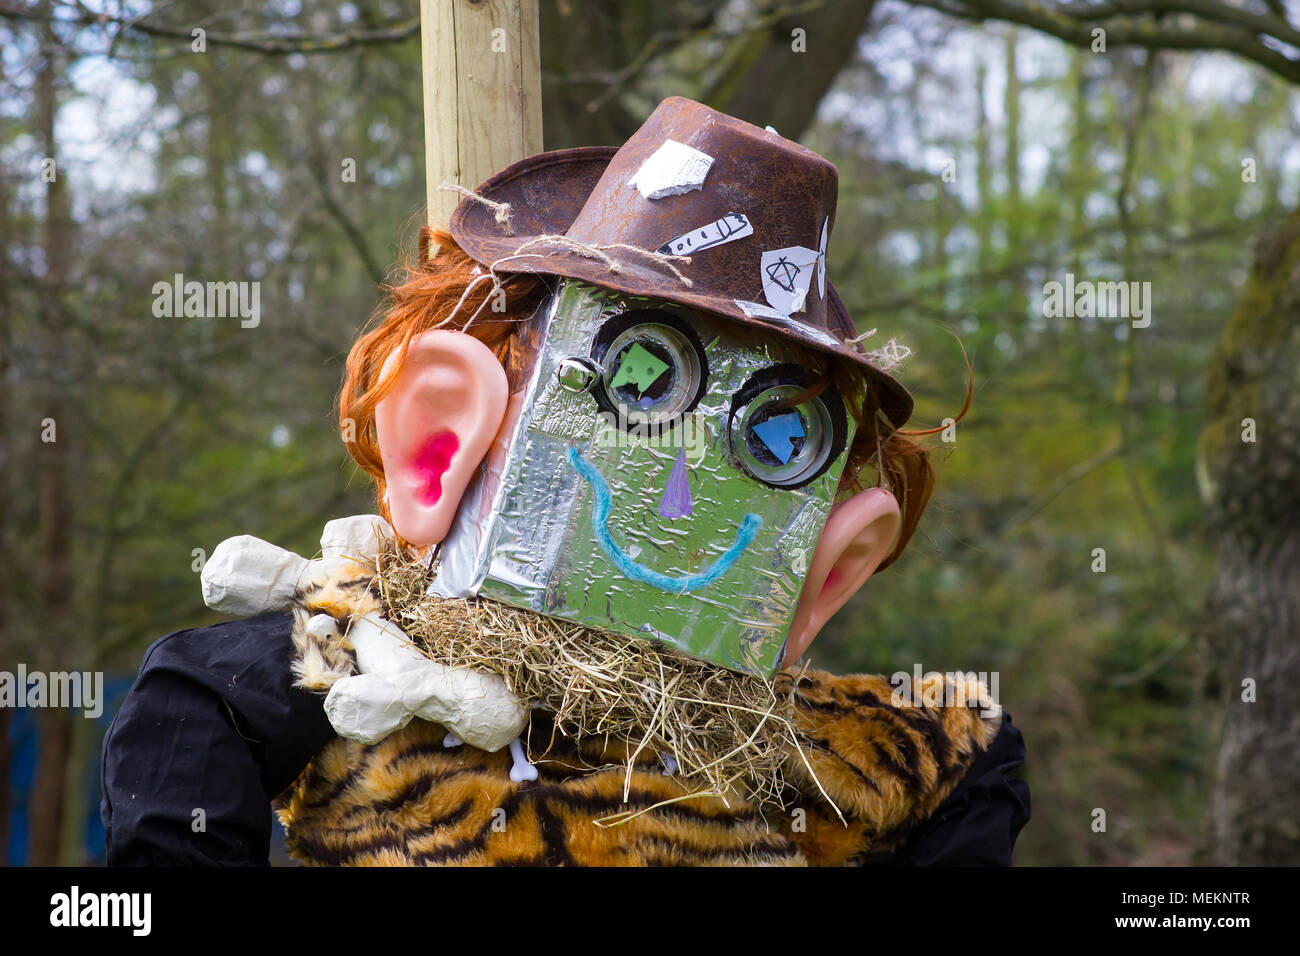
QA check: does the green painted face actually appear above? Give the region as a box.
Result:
[433,281,856,675]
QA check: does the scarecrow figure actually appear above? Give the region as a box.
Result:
[102,99,1029,866]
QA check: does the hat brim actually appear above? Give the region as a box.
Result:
[448,146,914,429]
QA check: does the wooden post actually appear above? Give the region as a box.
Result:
[421,0,543,230]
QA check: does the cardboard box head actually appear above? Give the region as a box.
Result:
[432,280,856,675]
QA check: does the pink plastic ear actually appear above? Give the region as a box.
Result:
[781,488,902,668]
[375,330,508,547]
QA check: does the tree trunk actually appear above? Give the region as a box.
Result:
[0,14,12,869]
[975,59,992,277]
[27,2,75,867]
[1198,212,1300,865]
[703,0,877,142]
[1003,28,1026,325]
[538,1,875,149]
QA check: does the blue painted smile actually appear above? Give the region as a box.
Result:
[566,447,762,593]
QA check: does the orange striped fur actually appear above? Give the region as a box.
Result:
[277,560,1000,866]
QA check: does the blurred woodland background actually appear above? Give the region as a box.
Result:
[2,0,1299,866]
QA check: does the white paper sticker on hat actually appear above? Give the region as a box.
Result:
[761,245,819,315]
[817,217,828,300]
[735,298,788,321]
[628,140,715,200]
[734,299,840,347]
[657,212,753,256]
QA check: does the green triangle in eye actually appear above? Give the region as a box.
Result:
[609,342,669,397]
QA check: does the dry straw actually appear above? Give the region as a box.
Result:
[375,540,839,821]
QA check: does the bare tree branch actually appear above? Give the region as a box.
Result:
[906,0,1300,84]
[309,162,386,288]
[0,2,419,55]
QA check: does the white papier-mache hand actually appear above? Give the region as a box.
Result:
[199,515,534,773]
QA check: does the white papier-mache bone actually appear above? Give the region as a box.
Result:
[200,515,394,617]
[321,612,528,752]
[201,535,312,618]
[199,515,529,756]
[320,514,392,560]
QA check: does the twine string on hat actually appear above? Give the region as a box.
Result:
[438,181,515,235]
[866,338,911,371]
[439,248,591,335]
[442,183,907,379]
[441,181,694,284]
[440,182,696,290]
[841,326,910,372]
[431,180,699,336]
[599,242,693,288]
[511,235,694,288]
[437,233,698,334]
[513,235,622,273]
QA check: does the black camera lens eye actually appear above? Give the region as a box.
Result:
[592,308,707,429]
[729,366,847,488]
[608,336,677,407]
[744,402,810,468]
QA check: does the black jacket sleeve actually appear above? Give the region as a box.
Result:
[866,711,1031,866]
[100,613,336,866]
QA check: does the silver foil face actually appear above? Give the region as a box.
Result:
[431,280,856,675]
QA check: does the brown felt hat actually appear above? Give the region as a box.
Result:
[448,96,913,428]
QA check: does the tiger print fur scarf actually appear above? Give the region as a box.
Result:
[274,556,1000,866]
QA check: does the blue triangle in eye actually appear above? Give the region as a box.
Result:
[752,412,805,464]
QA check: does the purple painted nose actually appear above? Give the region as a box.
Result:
[659,447,693,519]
